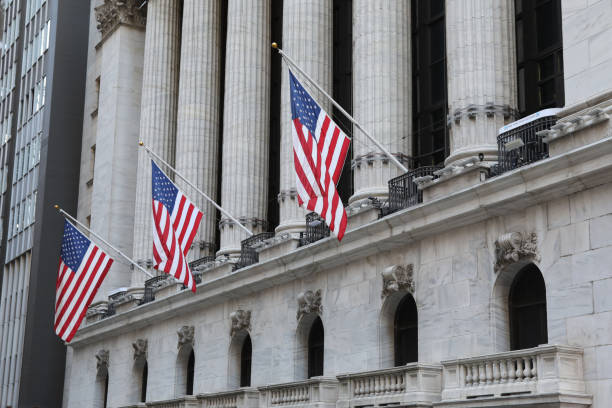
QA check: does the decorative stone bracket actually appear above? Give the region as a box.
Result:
[96,349,109,373]
[494,232,540,273]
[132,339,148,361]
[95,0,147,38]
[297,289,323,321]
[230,310,251,337]
[177,326,195,349]
[381,264,415,299]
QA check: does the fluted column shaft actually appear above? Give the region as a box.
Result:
[445,0,517,165]
[132,0,181,285]
[276,0,333,235]
[218,0,271,257]
[351,0,412,203]
[176,0,222,261]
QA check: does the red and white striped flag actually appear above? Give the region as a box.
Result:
[289,70,351,240]
[151,160,203,292]
[55,220,113,342]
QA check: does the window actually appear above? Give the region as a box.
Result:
[94,369,108,408]
[140,361,148,403]
[394,294,418,366]
[240,335,252,387]
[307,316,324,378]
[412,0,448,166]
[186,350,194,395]
[509,264,548,350]
[515,0,564,117]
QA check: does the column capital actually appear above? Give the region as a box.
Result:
[95,0,146,38]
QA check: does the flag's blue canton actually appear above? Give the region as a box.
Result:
[290,70,321,139]
[152,160,178,214]
[60,220,91,272]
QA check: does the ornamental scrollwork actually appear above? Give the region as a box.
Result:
[381,264,415,299]
[95,0,146,37]
[297,289,322,321]
[95,349,109,373]
[494,232,540,273]
[177,326,194,349]
[132,339,147,361]
[230,310,251,337]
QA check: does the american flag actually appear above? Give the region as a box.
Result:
[151,160,203,292]
[290,70,351,240]
[55,220,113,342]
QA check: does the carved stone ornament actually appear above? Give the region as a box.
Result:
[297,290,322,321]
[494,232,540,273]
[177,326,195,349]
[132,339,148,361]
[95,349,109,372]
[381,264,415,299]
[95,0,147,37]
[230,310,251,337]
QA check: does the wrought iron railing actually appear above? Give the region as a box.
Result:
[103,302,115,318]
[299,212,330,246]
[385,166,442,215]
[139,275,169,305]
[189,255,216,270]
[233,232,275,271]
[496,109,559,174]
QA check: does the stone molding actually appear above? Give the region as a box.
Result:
[540,106,610,143]
[494,232,540,273]
[277,188,298,203]
[177,326,195,349]
[297,290,322,321]
[381,265,415,299]
[94,0,146,38]
[219,217,267,230]
[352,152,412,169]
[449,103,518,126]
[230,310,251,337]
[132,338,147,361]
[96,349,109,372]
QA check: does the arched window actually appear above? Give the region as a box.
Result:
[394,294,418,366]
[140,361,148,403]
[307,316,324,378]
[186,350,195,395]
[94,370,108,408]
[509,264,548,350]
[240,335,252,387]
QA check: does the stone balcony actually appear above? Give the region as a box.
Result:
[337,363,442,408]
[118,396,199,408]
[258,377,339,408]
[436,345,592,407]
[199,388,260,408]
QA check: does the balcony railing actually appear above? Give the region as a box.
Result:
[140,275,170,305]
[199,388,259,408]
[385,166,442,215]
[189,255,216,270]
[496,108,560,175]
[118,396,199,408]
[439,345,591,406]
[233,232,275,271]
[259,377,339,408]
[337,363,442,408]
[299,212,330,247]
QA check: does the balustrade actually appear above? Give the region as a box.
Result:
[199,389,259,408]
[259,377,338,408]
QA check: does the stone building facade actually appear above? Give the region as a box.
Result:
[64,1,612,408]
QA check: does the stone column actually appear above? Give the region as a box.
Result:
[445,0,517,165]
[175,0,222,261]
[92,0,146,300]
[351,0,412,204]
[132,0,181,285]
[276,0,333,236]
[218,0,271,257]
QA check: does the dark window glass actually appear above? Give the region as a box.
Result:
[186,350,195,395]
[141,361,148,403]
[430,0,444,17]
[308,317,324,378]
[394,294,418,366]
[240,336,252,387]
[515,0,564,117]
[509,264,548,350]
[103,374,109,408]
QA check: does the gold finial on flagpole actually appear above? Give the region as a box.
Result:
[54,204,59,210]
[139,140,144,146]
[271,42,278,49]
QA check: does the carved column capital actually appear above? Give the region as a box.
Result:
[297,289,323,321]
[95,0,146,37]
[381,264,415,299]
[230,310,251,337]
[177,326,195,349]
[494,232,540,273]
[132,339,148,361]
[95,349,109,373]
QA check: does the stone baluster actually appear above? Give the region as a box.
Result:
[479,363,486,385]
[445,0,517,166]
[500,359,508,383]
[132,0,182,284]
[531,356,538,380]
[516,358,524,380]
[464,364,472,386]
[175,0,222,260]
[508,359,516,382]
[493,360,501,383]
[218,0,271,257]
[351,0,412,204]
[486,361,493,384]
[523,357,531,380]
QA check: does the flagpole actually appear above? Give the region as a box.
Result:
[138,141,254,237]
[272,42,409,174]
[54,205,155,278]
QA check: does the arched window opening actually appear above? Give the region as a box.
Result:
[94,370,108,408]
[307,316,324,378]
[509,264,548,350]
[240,335,252,387]
[394,294,418,366]
[140,361,148,403]
[186,350,195,395]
